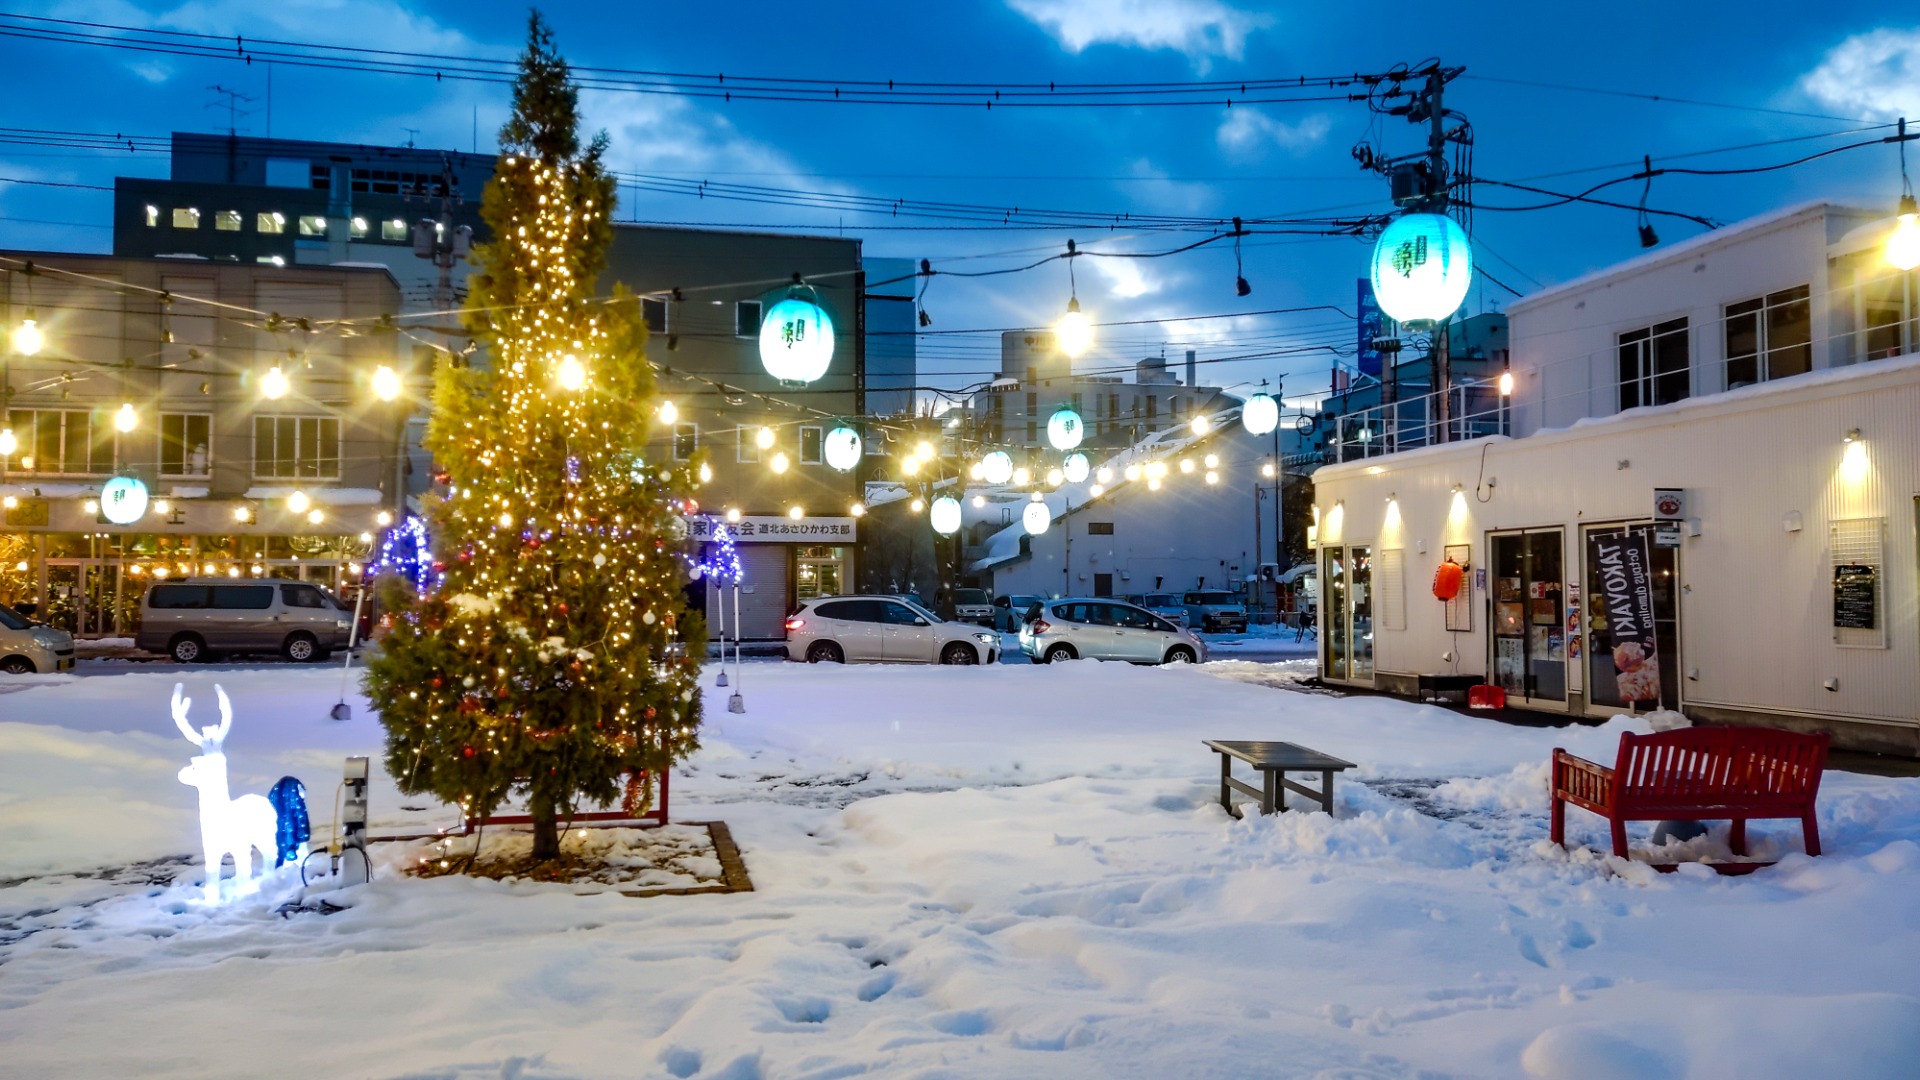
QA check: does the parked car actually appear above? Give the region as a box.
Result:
[991,593,1043,633]
[785,595,999,665]
[0,605,75,673]
[952,588,995,626]
[1183,590,1249,633]
[135,578,355,663]
[1018,598,1207,665]
[1127,592,1190,628]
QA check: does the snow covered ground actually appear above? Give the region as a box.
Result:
[3,660,1918,1079]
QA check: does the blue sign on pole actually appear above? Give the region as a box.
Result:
[1357,278,1385,379]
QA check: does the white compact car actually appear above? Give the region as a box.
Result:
[1019,598,1207,665]
[0,606,76,674]
[786,595,1000,665]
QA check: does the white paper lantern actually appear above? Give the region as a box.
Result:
[930,496,962,535]
[1062,453,1090,483]
[1242,392,1280,436]
[99,476,148,525]
[823,426,862,471]
[1022,500,1052,535]
[980,450,1014,485]
[1370,213,1472,324]
[1047,406,1084,450]
[758,297,836,382]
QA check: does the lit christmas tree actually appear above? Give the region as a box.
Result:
[364,13,706,863]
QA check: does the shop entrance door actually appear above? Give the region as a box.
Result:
[1582,523,1681,712]
[43,559,127,637]
[1489,530,1566,703]
[1320,544,1373,681]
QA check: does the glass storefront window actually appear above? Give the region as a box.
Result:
[1491,529,1566,702]
[795,545,844,602]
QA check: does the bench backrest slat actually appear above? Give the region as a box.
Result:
[1611,727,1829,802]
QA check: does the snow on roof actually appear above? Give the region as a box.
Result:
[1505,201,1873,314]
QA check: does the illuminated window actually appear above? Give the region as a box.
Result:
[5,408,115,475]
[145,205,160,227]
[298,215,327,238]
[381,218,408,241]
[160,413,213,477]
[215,210,242,232]
[257,211,286,235]
[172,208,200,229]
[349,217,369,239]
[255,256,286,267]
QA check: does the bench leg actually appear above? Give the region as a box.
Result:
[1802,812,1821,858]
[1321,770,1335,815]
[1219,753,1232,815]
[1263,769,1278,815]
[1550,795,1566,847]
[1609,817,1629,859]
[1729,818,1747,857]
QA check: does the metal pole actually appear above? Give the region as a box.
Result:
[727,583,744,713]
[713,573,728,687]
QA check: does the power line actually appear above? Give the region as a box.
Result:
[1458,73,1875,125]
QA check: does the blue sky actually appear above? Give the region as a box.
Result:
[2,1,1917,405]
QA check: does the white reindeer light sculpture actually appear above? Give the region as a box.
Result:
[173,683,277,902]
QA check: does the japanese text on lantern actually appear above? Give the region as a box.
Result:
[1391,235,1429,277]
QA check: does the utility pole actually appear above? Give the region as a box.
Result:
[1410,65,1464,441]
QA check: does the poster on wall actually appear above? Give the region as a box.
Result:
[1587,531,1660,704]
[1565,584,1582,662]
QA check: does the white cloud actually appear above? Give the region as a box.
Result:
[1006,0,1271,69]
[1216,109,1330,156]
[1801,26,1920,119]
[1124,158,1214,215]
[1087,255,1164,300]
[128,60,171,83]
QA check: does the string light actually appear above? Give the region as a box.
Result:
[307,508,326,525]
[658,400,678,424]
[373,365,403,401]
[787,505,805,519]
[114,402,138,432]
[698,462,713,483]
[756,426,775,450]
[1046,467,1065,487]
[1191,415,1212,436]
[1204,453,1219,468]
[0,428,15,456]
[910,497,925,513]
[1179,458,1196,474]
[1012,466,1031,486]
[557,354,587,390]
[769,451,790,474]
[261,365,290,399]
[11,315,44,356]
[287,490,311,514]
[233,506,253,523]
[850,502,866,517]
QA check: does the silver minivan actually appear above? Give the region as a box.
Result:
[135,578,354,663]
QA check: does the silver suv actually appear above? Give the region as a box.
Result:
[1019,598,1206,665]
[786,595,999,665]
[952,588,995,626]
[135,578,354,663]
[0,606,75,674]
[1183,590,1249,633]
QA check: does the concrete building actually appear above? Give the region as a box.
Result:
[1,252,405,635]
[969,331,1237,465]
[1310,202,1920,754]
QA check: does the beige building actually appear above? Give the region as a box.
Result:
[1,252,405,636]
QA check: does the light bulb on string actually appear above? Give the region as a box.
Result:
[1204,453,1219,468]
[1046,468,1064,488]
[1056,302,1092,358]
[557,354,587,391]
[287,490,310,514]
[769,452,790,474]
[0,428,15,456]
[261,365,290,400]
[756,426,775,450]
[114,403,138,433]
[658,400,678,425]
[373,365,402,401]
[1191,415,1211,436]
[12,315,44,357]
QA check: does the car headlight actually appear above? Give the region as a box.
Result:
[32,631,60,648]
[973,633,994,644]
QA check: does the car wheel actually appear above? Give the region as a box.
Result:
[1044,644,1077,664]
[283,632,319,662]
[0,655,35,674]
[169,634,208,664]
[1164,645,1197,664]
[940,642,978,665]
[806,640,845,664]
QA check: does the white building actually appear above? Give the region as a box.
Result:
[1311,202,1920,755]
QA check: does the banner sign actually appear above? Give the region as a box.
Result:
[1357,278,1386,378]
[686,515,856,543]
[1588,531,1660,703]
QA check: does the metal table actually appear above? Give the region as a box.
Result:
[1204,740,1356,817]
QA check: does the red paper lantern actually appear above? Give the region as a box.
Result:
[1432,559,1464,601]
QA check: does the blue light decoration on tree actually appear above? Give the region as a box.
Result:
[690,517,744,585]
[374,513,438,592]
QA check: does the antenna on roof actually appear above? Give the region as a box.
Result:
[204,85,258,136]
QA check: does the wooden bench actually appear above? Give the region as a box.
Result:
[1205,740,1355,817]
[1551,727,1829,861]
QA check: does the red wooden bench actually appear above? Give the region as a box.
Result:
[1551,727,1829,861]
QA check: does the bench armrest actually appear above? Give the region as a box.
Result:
[1553,749,1614,809]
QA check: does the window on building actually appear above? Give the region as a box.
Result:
[144,204,160,227]
[381,218,409,242]
[672,423,698,461]
[1087,521,1115,535]
[257,211,286,235]
[349,217,370,239]
[7,408,115,475]
[799,426,823,464]
[252,415,341,479]
[214,210,242,232]
[642,297,668,334]
[1857,267,1920,362]
[1725,285,1811,388]
[159,413,212,477]
[297,215,327,238]
[172,208,200,229]
[1025,365,1037,384]
[1617,317,1690,411]
[1071,392,1083,415]
[735,300,762,338]
[256,255,286,267]
[737,425,760,463]
[1147,395,1159,420]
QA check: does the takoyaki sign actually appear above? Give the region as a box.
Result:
[1588,532,1660,703]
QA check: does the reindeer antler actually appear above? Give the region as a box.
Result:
[171,683,202,744]
[212,685,233,746]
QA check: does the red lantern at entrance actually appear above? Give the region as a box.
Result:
[1432,559,1464,601]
